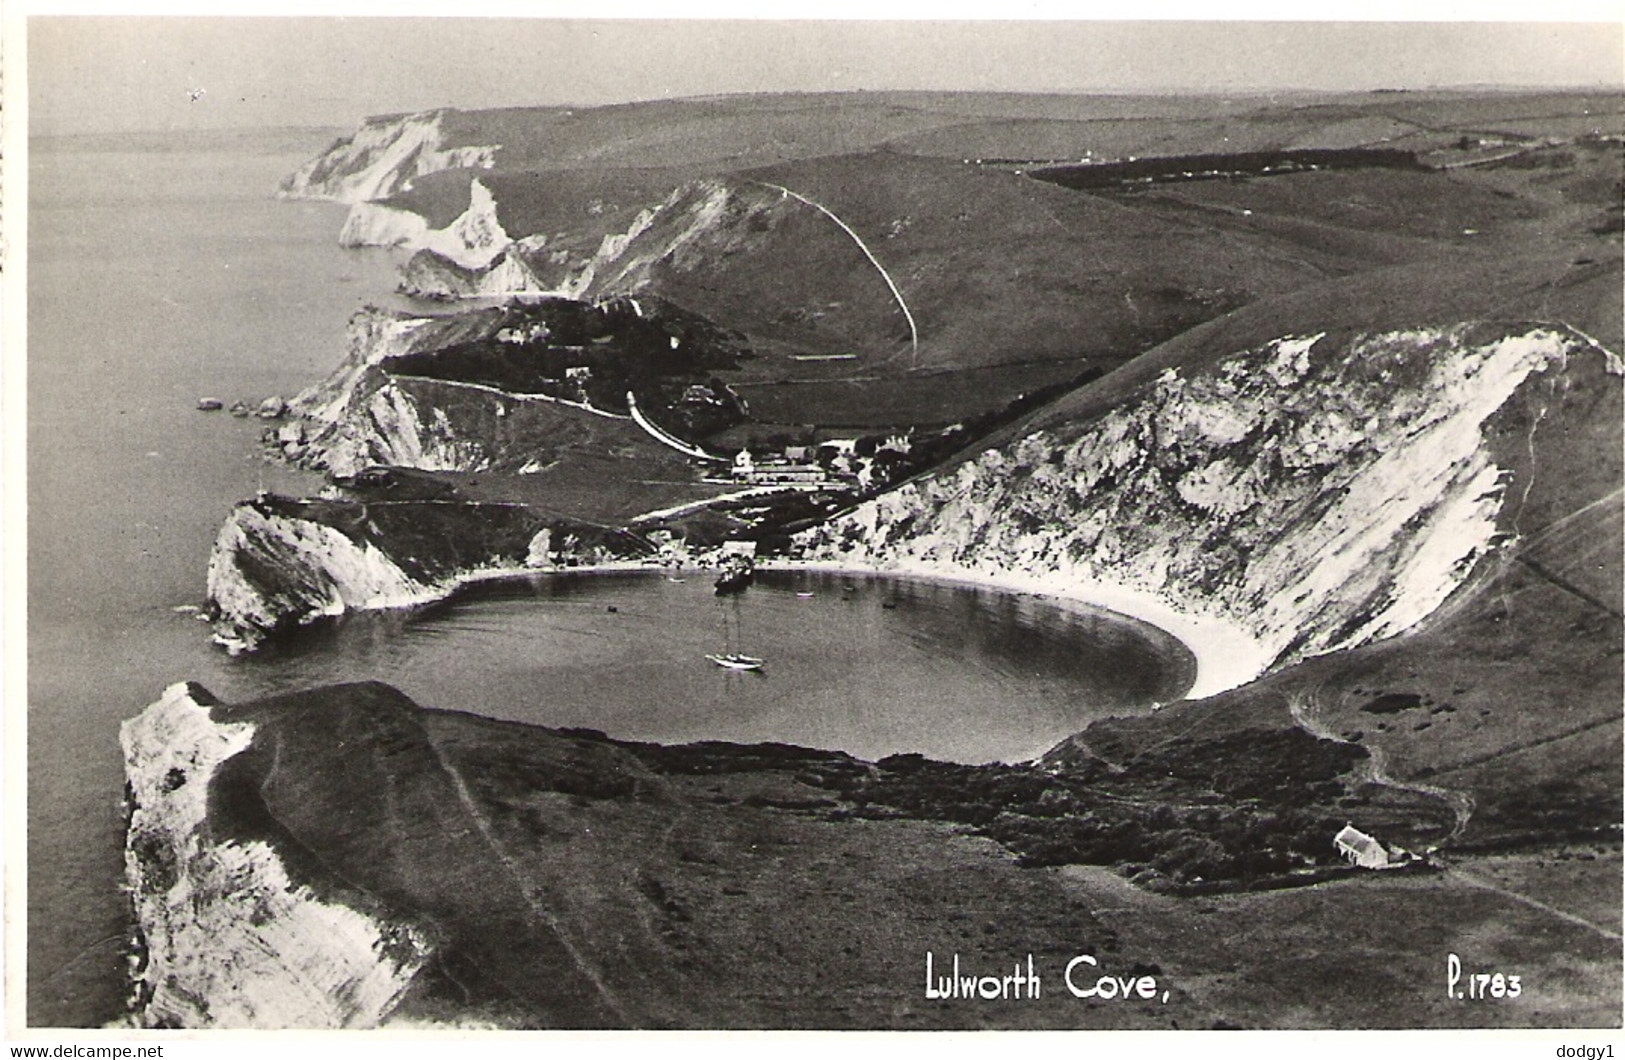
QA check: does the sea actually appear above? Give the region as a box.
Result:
[23,127,1192,1027]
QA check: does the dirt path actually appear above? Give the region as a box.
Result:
[1446,867,1623,942]
[421,733,632,1022]
[1286,679,1625,944]
[1286,676,1475,843]
[753,180,920,361]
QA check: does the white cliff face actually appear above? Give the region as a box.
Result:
[121,683,432,1027]
[206,502,435,651]
[280,109,498,204]
[450,181,734,302]
[337,202,430,252]
[582,180,782,298]
[394,178,781,302]
[433,178,512,269]
[399,237,557,300]
[348,385,495,473]
[340,178,514,271]
[278,306,515,475]
[205,489,591,650]
[277,302,656,477]
[287,379,498,478]
[569,201,666,296]
[284,376,510,478]
[289,307,453,424]
[795,325,1604,697]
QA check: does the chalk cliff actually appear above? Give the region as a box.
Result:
[399,238,560,300]
[204,491,635,652]
[274,305,513,475]
[338,178,514,270]
[573,180,770,296]
[206,498,437,652]
[216,316,1619,682]
[391,178,789,302]
[793,324,1621,696]
[271,299,735,479]
[121,683,432,1027]
[120,677,1441,1029]
[279,109,500,203]
[160,89,1624,1034]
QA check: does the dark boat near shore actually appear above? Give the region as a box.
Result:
[714,556,755,596]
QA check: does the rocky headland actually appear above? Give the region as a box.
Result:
[127,90,1624,1029]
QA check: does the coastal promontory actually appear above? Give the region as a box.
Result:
[134,88,1624,1030]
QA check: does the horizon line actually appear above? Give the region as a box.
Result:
[30,81,1625,139]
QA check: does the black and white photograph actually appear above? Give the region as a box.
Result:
[7,4,1623,1040]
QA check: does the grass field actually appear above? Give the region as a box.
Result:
[1058,852,1621,1028]
[193,678,1620,1029]
[315,90,1621,451]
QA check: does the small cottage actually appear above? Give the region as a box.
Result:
[1333,824,1390,869]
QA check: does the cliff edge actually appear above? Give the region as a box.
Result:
[793,322,1619,697]
[278,109,500,203]
[120,683,433,1027]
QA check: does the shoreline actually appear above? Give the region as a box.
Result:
[212,557,672,654]
[762,557,1268,701]
[220,547,1249,704]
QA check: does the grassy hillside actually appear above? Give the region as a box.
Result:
[367,95,1616,441]
[1056,334,1622,847]
[413,89,1622,172]
[574,149,1478,432]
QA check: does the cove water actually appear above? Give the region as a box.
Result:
[24,128,1191,1027]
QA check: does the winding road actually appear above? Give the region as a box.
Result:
[625,390,721,462]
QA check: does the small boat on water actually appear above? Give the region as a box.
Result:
[706,653,764,671]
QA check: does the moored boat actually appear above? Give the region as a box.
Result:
[714,554,755,596]
[706,652,764,671]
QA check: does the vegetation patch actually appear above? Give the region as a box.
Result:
[382,295,751,437]
[1360,692,1425,715]
[575,722,1437,895]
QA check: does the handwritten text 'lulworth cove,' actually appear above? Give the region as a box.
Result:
[924,953,1170,1003]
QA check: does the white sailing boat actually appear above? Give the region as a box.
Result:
[708,594,763,671]
[705,652,764,671]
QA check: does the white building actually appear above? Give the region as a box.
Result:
[1333,824,1390,869]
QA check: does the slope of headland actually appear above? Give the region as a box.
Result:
[137,88,1624,1029]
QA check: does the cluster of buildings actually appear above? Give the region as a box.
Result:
[721,435,911,491]
[728,446,838,487]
